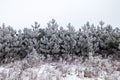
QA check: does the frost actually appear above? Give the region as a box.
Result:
[0,55,120,80]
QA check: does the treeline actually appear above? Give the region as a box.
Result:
[0,19,120,63]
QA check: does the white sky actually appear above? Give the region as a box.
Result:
[0,0,120,30]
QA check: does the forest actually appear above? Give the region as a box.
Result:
[0,19,120,64]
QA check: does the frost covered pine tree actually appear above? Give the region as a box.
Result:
[0,24,17,62]
[66,23,76,55]
[45,19,60,59]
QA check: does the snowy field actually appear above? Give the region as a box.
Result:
[0,53,120,80]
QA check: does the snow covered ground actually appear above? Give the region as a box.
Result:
[0,54,120,80]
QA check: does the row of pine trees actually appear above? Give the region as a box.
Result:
[0,19,120,63]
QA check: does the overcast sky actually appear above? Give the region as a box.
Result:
[0,0,120,30]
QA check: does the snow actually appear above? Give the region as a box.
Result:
[0,55,120,80]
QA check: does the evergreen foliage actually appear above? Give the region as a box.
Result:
[0,19,120,63]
